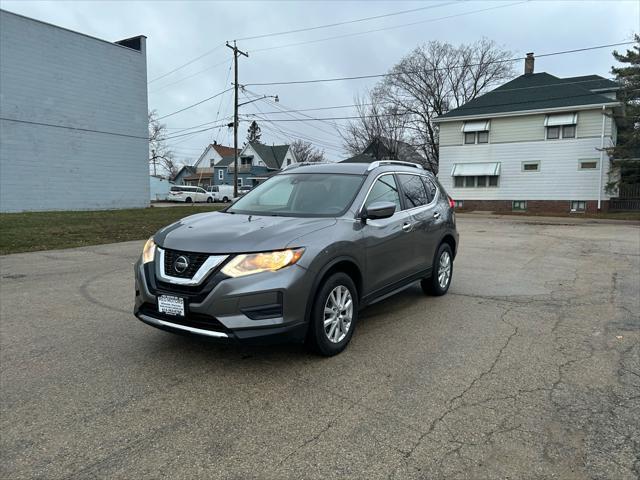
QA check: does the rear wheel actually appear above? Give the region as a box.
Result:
[307,272,358,356]
[206,197,213,203]
[421,243,453,296]
[222,196,229,203]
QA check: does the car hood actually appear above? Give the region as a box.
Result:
[155,211,336,254]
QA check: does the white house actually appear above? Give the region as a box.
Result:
[0,10,148,212]
[435,54,620,214]
[217,142,298,188]
[174,142,237,186]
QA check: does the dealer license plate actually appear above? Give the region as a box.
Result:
[158,295,185,317]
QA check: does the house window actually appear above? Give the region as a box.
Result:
[464,132,476,144]
[570,200,586,212]
[579,160,598,170]
[544,113,577,140]
[218,170,224,180]
[522,161,540,172]
[546,126,560,139]
[237,178,243,187]
[512,200,527,211]
[453,176,499,188]
[464,131,489,144]
[562,125,576,138]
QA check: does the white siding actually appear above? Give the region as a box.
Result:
[438,137,612,200]
[0,11,148,212]
[438,108,613,147]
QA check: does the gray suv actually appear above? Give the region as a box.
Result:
[134,161,458,355]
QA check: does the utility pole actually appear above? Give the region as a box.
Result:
[226,41,248,198]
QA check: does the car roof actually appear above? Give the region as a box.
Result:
[279,161,428,176]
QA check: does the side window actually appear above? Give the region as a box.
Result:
[364,175,401,213]
[397,174,429,209]
[421,176,437,203]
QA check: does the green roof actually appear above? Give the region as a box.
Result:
[437,73,618,121]
[247,142,290,169]
[216,155,235,167]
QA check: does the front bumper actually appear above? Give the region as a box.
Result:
[133,256,312,344]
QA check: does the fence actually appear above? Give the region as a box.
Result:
[610,184,640,211]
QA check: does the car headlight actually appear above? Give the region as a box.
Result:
[221,248,305,278]
[142,237,156,264]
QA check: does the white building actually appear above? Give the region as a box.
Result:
[0,10,148,212]
[435,54,620,214]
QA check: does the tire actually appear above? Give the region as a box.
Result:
[421,243,453,296]
[206,197,213,203]
[222,196,229,203]
[185,197,193,203]
[307,272,358,356]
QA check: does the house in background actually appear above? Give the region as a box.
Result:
[174,142,238,187]
[434,53,620,214]
[0,10,148,212]
[149,175,174,201]
[215,142,297,188]
[341,138,427,167]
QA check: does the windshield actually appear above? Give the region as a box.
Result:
[227,173,364,217]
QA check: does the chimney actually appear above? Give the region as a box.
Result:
[524,52,534,75]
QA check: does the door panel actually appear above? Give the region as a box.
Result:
[362,174,417,294]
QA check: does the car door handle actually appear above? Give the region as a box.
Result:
[433,212,441,219]
[402,222,413,232]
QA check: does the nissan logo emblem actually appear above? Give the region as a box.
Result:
[173,255,189,274]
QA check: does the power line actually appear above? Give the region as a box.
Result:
[1,117,147,140]
[246,42,632,86]
[248,91,621,123]
[250,1,527,54]
[149,59,230,94]
[148,43,225,84]
[163,122,231,141]
[235,2,457,42]
[156,87,234,120]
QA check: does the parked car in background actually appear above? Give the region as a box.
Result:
[135,161,459,356]
[206,185,234,203]
[238,185,252,196]
[167,186,213,203]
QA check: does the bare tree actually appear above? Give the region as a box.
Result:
[290,139,326,163]
[341,90,410,159]
[149,110,178,178]
[342,39,516,171]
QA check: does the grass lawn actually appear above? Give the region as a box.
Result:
[0,205,225,255]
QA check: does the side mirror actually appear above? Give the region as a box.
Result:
[362,201,396,221]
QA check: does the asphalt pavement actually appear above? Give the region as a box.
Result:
[1,214,638,479]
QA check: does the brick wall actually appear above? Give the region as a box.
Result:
[457,200,609,214]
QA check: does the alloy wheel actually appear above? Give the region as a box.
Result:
[438,251,451,289]
[323,285,353,343]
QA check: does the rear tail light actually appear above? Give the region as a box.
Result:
[448,196,455,209]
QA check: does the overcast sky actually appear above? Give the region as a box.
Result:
[2,0,638,162]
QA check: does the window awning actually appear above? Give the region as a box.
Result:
[451,162,501,176]
[462,120,490,132]
[544,113,577,126]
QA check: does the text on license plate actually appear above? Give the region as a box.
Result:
[158,295,185,317]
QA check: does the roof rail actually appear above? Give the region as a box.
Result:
[282,161,330,171]
[367,160,424,171]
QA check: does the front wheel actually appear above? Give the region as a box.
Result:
[206,197,213,203]
[307,272,358,356]
[422,243,453,296]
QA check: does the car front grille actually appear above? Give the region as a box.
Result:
[163,248,210,279]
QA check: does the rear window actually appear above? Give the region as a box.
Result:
[397,174,429,209]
